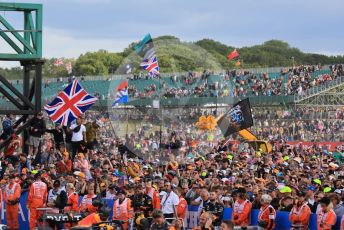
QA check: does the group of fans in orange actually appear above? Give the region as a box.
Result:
[0,109,344,230]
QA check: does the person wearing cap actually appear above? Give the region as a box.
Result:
[185,182,201,204]
[306,187,317,213]
[28,112,46,158]
[232,188,252,229]
[47,179,67,229]
[146,179,161,209]
[4,174,21,230]
[64,183,79,229]
[27,172,48,230]
[106,184,117,199]
[317,197,337,230]
[112,189,134,230]
[131,184,153,214]
[130,185,152,230]
[289,191,311,230]
[257,194,276,230]
[1,113,14,140]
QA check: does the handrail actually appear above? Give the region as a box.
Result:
[294,75,344,102]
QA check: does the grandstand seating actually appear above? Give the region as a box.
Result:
[0,67,336,108]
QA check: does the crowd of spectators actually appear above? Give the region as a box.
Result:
[123,64,343,100]
[0,108,343,229]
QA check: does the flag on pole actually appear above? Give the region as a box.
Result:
[140,55,160,77]
[54,58,63,67]
[44,80,98,126]
[217,98,253,137]
[135,34,160,77]
[65,62,73,74]
[112,80,129,107]
[228,49,239,60]
[134,34,156,60]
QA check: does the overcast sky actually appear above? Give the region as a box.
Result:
[0,0,343,67]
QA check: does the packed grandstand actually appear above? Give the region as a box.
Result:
[0,61,343,230]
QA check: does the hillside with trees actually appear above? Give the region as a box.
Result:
[1,36,344,79]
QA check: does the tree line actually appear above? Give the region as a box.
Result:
[1,36,344,79]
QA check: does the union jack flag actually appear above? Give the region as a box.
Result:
[44,80,98,126]
[54,58,63,67]
[140,55,160,77]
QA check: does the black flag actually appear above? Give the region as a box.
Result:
[218,98,253,137]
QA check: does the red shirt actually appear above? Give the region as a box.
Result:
[56,160,73,174]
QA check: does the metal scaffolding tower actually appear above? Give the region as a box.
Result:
[0,3,43,149]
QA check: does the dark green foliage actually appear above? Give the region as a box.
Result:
[1,36,343,79]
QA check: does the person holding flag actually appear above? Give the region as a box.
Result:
[44,79,98,126]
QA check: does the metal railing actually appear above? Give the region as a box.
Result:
[294,75,344,102]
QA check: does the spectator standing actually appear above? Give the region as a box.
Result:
[232,188,252,229]
[4,174,21,230]
[161,181,179,223]
[27,173,48,230]
[64,183,79,229]
[289,191,311,230]
[257,194,276,230]
[1,114,14,140]
[317,197,336,230]
[28,112,46,157]
[112,189,134,230]
[46,123,65,149]
[203,190,224,229]
[47,180,67,229]
[175,187,187,220]
[329,194,344,218]
[69,117,86,160]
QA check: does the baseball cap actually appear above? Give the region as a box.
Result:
[53,180,60,188]
[279,186,292,193]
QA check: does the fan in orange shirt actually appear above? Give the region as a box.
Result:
[317,197,337,230]
[289,191,311,230]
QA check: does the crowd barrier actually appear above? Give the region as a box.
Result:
[228,140,343,151]
[1,193,343,229]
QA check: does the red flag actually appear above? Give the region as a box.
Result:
[228,49,239,60]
